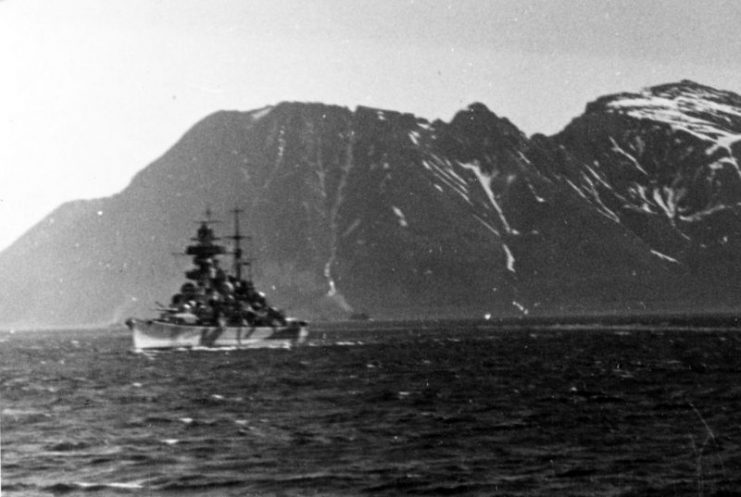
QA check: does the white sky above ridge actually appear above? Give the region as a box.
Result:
[1,0,741,250]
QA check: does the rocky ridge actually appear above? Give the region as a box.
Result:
[1,81,740,327]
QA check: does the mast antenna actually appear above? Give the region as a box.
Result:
[228,207,253,280]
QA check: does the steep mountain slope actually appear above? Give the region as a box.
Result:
[0,81,740,327]
[0,104,512,326]
[546,80,741,303]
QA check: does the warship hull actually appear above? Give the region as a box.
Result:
[126,318,309,350]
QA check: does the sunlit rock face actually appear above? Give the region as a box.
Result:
[1,81,741,327]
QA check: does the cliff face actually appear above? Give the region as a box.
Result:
[2,81,741,327]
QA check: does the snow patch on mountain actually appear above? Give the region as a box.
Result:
[458,161,515,235]
[469,215,516,273]
[609,137,648,175]
[678,203,736,222]
[473,214,500,237]
[250,106,273,121]
[525,179,547,203]
[392,206,408,227]
[502,244,516,273]
[578,166,622,223]
[650,249,679,264]
[707,133,741,157]
[607,87,741,172]
[423,157,473,205]
[324,127,356,300]
[652,187,681,220]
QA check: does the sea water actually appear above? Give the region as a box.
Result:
[1,324,740,496]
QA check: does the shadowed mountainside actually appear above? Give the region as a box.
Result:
[1,81,741,327]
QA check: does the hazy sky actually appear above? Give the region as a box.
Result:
[2,0,741,250]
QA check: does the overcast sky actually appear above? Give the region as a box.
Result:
[2,0,741,250]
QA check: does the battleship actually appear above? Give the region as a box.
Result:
[125,209,308,349]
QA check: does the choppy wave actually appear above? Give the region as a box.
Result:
[2,326,741,496]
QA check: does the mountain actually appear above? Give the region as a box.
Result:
[546,80,741,303]
[1,81,740,328]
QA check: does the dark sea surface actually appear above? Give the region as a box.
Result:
[2,322,741,496]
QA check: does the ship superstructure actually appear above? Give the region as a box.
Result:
[126,209,307,349]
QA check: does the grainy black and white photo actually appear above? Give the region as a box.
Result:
[2,1,741,495]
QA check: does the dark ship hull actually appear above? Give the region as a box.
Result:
[127,318,308,350]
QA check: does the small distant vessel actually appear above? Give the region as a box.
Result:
[126,209,308,349]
